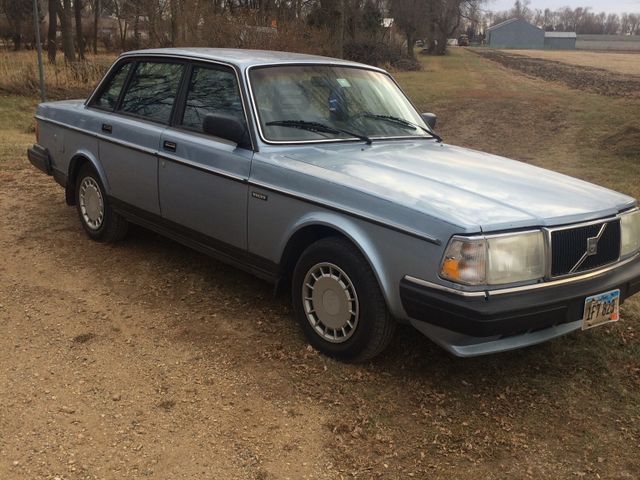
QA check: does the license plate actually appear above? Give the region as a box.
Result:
[582,289,620,330]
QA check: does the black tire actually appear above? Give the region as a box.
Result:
[75,164,128,243]
[291,237,396,362]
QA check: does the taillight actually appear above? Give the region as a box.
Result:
[35,120,40,143]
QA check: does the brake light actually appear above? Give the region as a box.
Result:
[35,120,39,143]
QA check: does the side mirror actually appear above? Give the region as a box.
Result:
[421,113,437,129]
[203,113,248,148]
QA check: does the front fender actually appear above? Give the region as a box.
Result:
[281,212,400,316]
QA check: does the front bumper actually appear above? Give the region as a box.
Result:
[27,144,52,175]
[400,256,640,357]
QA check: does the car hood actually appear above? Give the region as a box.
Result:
[283,141,635,232]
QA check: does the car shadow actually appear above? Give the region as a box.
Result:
[117,225,615,396]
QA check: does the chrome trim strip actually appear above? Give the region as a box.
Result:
[546,215,619,232]
[403,276,488,298]
[250,181,441,245]
[489,253,639,295]
[159,153,248,183]
[98,133,157,155]
[37,116,160,156]
[36,115,96,137]
[449,229,542,242]
[405,253,639,298]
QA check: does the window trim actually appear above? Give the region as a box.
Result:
[86,53,257,151]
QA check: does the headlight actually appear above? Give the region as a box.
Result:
[620,210,640,257]
[440,231,545,286]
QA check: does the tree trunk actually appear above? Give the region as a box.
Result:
[133,13,140,49]
[92,0,99,54]
[74,0,84,59]
[13,23,22,51]
[170,0,178,46]
[406,31,415,59]
[47,0,57,63]
[60,0,76,63]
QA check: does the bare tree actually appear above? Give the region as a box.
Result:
[390,0,428,59]
[112,0,128,49]
[48,0,57,62]
[75,0,85,58]
[60,0,77,62]
[0,0,32,50]
[92,0,100,53]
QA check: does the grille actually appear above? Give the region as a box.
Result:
[550,219,620,277]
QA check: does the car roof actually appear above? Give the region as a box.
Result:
[120,48,382,72]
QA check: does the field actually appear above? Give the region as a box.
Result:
[505,49,640,76]
[473,48,640,98]
[1,49,640,479]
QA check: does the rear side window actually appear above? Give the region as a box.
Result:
[92,62,131,110]
[181,65,244,132]
[119,62,184,124]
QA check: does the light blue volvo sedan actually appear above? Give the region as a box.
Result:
[28,48,640,361]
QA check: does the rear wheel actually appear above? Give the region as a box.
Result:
[75,164,128,243]
[291,237,396,362]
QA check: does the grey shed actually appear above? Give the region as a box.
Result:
[487,18,544,49]
[544,32,577,49]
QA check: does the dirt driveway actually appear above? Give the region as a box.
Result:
[2,49,640,479]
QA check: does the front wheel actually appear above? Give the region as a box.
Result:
[291,237,396,362]
[75,164,128,243]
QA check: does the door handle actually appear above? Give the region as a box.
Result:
[163,140,177,152]
[101,123,112,134]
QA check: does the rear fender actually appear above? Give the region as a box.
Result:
[66,149,109,205]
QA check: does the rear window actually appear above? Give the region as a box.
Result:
[119,61,184,124]
[92,62,131,110]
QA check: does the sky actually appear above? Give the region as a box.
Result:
[487,0,640,14]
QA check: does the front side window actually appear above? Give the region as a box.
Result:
[119,61,184,124]
[92,61,131,110]
[181,65,245,132]
[249,65,430,142]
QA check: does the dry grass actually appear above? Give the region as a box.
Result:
[0,50,115,98]
[506,49,640,76]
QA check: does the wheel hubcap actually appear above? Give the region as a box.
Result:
[302,262,359,343]
[79,177,104,230]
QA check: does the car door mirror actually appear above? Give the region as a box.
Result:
[421,113,437,129]
[202,113,248,147]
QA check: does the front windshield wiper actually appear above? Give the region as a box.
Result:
[360,113,443,143]
[266,120,372,145]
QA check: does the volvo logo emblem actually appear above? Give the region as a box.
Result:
[568,222,608,274]
[586,236,599,256]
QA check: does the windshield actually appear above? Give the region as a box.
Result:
[249,65,432,143]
